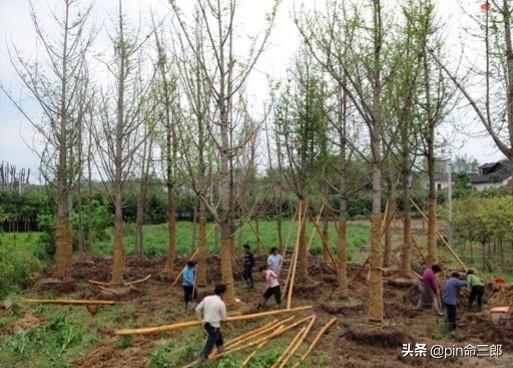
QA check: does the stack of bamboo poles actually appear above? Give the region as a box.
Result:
[180,314,337,368]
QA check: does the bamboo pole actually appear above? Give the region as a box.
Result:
[309,212,337,270]
[115,305,313,336]
[286,204,307,309]
[410,199,467,271]
[277,315,316,368]
[224,317,293,350]
[241,325,285,367]
[352,203,397,283]
[282,206,299,255]
[306,203,325,252]
[270,326,306,368]
[21,298,115,305]
[247,221,269,256]
[292,317,337,368]
[411,236,427,265]
[170,225,218,288]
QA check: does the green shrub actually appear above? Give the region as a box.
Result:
[0,237,42,299]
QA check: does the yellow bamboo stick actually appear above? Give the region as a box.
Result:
[225,316,295,350]
[410,199,467,271]
[287,204,307,309]
[278,315,316,368]
[115,305,313,336]
[270,326,306,368]
[241,325,285,367]
[292,317,337,368]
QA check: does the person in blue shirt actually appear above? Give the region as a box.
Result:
[182,260,198,311]
[442,272,468,331]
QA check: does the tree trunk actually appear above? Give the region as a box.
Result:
[111,187,125,284]
[296,199,308,282]
[383,178,393,267]
[197,204,207,286]
[401,169,412,275]
[163,185,176,273]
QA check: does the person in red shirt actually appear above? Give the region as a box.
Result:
[415,264,444,316]
[257,265,281,309]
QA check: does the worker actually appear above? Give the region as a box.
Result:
[267,247,283,273]
[442,272,468,330]
[415,264,444,316]
[466,269,485,311]
[257,264,281,309]
[242,243,255,289]
[195,283,228,365]
[182,260,198,311]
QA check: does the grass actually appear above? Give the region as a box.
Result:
[92,220,371,262]
[0,232,46,300]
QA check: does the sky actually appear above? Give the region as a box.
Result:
[0,0,508,180]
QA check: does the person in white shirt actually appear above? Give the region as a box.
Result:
[266,247,283,273]
[195,283,228,365]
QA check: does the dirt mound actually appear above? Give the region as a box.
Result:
[346,323,414,348]
[35,278,77,293]
[322,297,363,314]
[72,257,112,281]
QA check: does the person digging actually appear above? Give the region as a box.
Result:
[442,272,468,331]
[415,264,444,316]
[466,269,485,312]
[257,264,281,310]
[195,283,228,366]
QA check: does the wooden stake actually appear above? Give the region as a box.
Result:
[292,317,337,368]
[410,199,467,271]
[21,298,115,306]
[115,305,313,336]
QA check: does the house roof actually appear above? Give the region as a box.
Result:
[470,160,513,184]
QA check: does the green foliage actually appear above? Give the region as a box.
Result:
[0,234,43,299]
[37,213,56,256]
[452,194,513,245]
[0,313,100,367]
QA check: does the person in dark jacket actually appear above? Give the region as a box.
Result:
[442,272,468,331]
[241,243,255,289]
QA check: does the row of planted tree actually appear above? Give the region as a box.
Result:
[2,0,512,322]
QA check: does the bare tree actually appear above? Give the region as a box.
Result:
[170,0,278,303]
[93,0,154,284]
[1,0,95,278]
[297,0,390,321]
